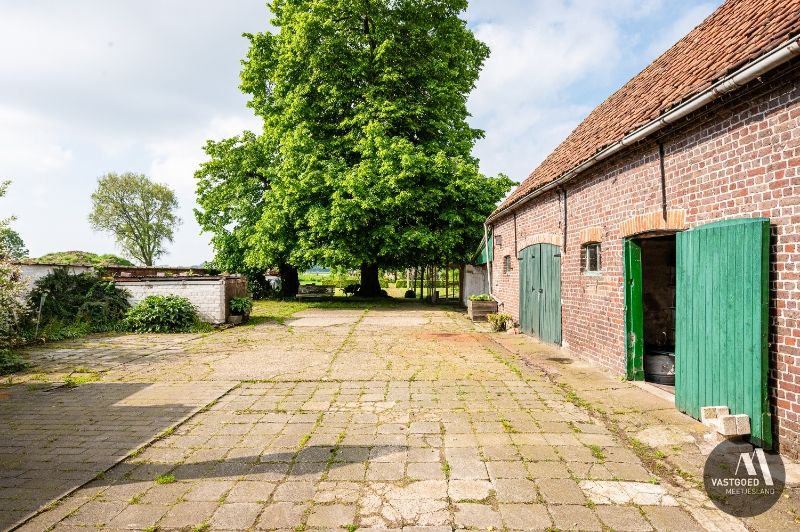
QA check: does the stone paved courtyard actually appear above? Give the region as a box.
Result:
[1,302,797,531]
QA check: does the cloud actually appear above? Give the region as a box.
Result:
[466,0,721,184]
[0,106,74,177]
[0,0,722,265]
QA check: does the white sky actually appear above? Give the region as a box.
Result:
[0,0,719,266]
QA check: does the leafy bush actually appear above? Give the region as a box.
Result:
[0,258,26,349]
[229,296,252,315]
[487,312,513,332]
[124,295,198,333]
[469,293,493,301]
[395,280,407,288]
[404,289,416,299]
[28,268,130,330]
[0,349,29,376]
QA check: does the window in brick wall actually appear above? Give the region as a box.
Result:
[495,234,503,248]
[581,243,601,273]
[503,254,512,274]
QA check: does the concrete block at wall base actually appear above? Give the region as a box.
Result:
[734,414,751,436]
[701,406,730,422]
[704,413,751,437]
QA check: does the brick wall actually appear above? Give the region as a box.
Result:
[489,62,800,456]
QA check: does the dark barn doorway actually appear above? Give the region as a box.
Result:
[624,233,677,391]
[640,235,677,391]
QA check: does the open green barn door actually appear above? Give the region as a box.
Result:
[519,243,562,345]
[676,218,771,448]
[624,239,644,381]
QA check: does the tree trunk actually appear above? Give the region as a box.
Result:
[418,266,424,300]
[280,264,299,298]
[360,263,381,297]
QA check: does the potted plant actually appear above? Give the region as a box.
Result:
[229,296,253,325]
[467,293,497,321]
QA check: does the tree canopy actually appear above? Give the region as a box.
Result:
[89,172,181,266]
[0,229,26,260]
[196,0,513,295]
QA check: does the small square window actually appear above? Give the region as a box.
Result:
[495,234,503,248]
[581,243,601,273]
[503,255,512,274]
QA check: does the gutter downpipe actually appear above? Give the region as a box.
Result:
[486,35,800,224]
[483,222,500,306]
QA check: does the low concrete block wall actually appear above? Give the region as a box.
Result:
[118,278,229,324]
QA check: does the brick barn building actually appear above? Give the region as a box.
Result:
[484,0,800,456]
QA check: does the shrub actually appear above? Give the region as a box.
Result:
[229,296,252,315]
[0,258,26,349]
[28,268,130,330]
[404,289,416,299]
[124,296,198,333]
[487,312,513,332]
[395,280,407,288]
[468,293,493,301]
[0,349,29,376]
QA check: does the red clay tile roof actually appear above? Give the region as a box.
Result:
[495,0,800,215]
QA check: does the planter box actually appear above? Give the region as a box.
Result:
[468,299,497,321]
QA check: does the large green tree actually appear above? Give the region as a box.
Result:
[195,132,301,296]
[199,0,512,296]
[89,172,181,266]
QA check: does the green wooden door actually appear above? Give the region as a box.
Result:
[676,218,771,448]
[624,239,645,381]
[519,244,562,344]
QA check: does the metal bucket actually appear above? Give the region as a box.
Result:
[644,348,675,385]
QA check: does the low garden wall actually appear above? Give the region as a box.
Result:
[18,263,93,296]
[115,276,246,325]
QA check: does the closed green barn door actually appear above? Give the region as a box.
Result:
[518,244,562,345]
[676,218,771,448]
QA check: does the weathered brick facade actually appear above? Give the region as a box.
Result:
[489,62,800,456]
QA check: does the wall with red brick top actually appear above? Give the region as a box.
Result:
[488,62,800,457]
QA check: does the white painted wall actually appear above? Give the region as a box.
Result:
[18,263,94,298]
[462,264,489,306]
[119,278,227,324]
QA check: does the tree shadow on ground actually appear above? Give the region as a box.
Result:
[95,445,408,485]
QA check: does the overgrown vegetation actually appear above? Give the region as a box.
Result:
[33,251,134,267]
[487,312,513,332]
[468,293,492,301]
[28,268,130,332]
[124,295,199,333]
[229,296,253,316]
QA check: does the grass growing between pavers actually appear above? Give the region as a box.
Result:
[249,298,404,325]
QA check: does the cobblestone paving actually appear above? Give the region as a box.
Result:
[3,304,754,530]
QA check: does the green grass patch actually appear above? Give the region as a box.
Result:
[63,372,100,387]
[442,460,451,479]
[500,418,517,433]
[589,445,605,463]
[155,473,176,485]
